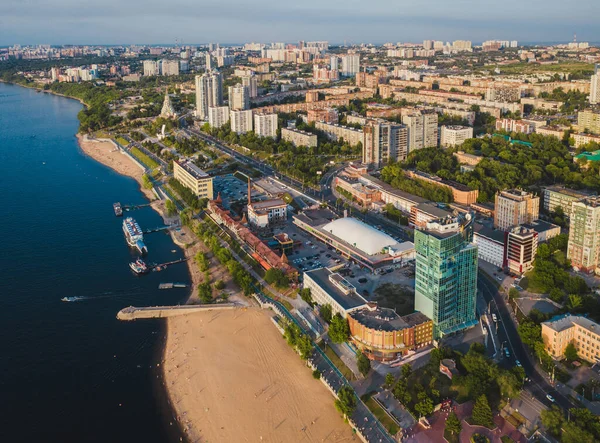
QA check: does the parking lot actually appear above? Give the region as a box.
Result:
[212,174,261,209]
[273,223,344,275]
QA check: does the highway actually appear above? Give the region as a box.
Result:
[478,271,577,412]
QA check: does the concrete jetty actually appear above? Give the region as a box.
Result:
[116,303,237,321]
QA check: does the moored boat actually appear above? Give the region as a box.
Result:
[129,258,149,275]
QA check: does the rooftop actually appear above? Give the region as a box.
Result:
[543,314,600,335]
[361,174,428,204]
[304,268,367,312]
[521,220,561,235]
[321,217,400,256]
[422,212,473,239]
[575,149,600,162]
[178,160,209,179]
[474,225,505,244]
[544,186,596,199]
[415,202,453,219]
[249,198,286,211]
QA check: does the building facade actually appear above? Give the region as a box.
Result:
[241,74,258,98]
[590,64,600,105]
[506,226,538,275]
[542,315,600,363]
[414,213,478,337]
[230,109,253,134]
[173,161,214,199]
[303,268,367,318]
[473,227,506,268]
[247,198,287,228]
[341,53,360,77]
[577,109,600,134]
[195,71,223,120]
[567,197,600,274]
[208,105,230,128]
[281,127,317,147]
[254,113,278,138]
[440,125,473,147]
[402,111,438,152]
[543,186,594,215]
[362,121,408,168]
[494,189,540,231]
[228,83,250,110]
[348,305,433,362]
[315,122,364,146]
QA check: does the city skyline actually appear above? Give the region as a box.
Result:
[2,0,599,46]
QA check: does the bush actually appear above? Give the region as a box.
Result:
[214,280,225,290]
[312,369,321,379]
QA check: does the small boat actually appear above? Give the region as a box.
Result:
[61,296,84,302]
[113,202,123,217]
[129,258,149,275]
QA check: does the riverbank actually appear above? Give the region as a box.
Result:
[76,133,203,303]
[0,78,88,106]
[162,308,357,442]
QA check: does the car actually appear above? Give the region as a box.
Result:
[515,360,522,367]
[492,314,498,322]
[325,254,331,258]
[546,394,555,403]
[358,278,368,284]
[504,348,510,358]
[496,276,503,281]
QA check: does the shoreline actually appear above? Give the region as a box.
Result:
[76,134,202,303]
[0,78,88,107]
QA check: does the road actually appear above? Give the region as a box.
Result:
[478,271,577,412]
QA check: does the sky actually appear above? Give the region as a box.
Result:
[1,0,599,46]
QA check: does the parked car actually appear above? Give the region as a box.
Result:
[492,314,498,322]
[546,394,555,403]
[515,360,522,367]
[504,348,510,358]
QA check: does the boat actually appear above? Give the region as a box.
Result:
[61,296,84,302]
[135,239,148,255]
[123,217,143,247]
[113,202,123,217]
[129,258,149,275]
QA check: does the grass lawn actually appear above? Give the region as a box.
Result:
[361,393,400,435]
[501,436,515,443]
[444,428,460,443]
[373,283,415,316]
[318,342,357,381]
[115,136,130,147]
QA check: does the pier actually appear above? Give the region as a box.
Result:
[116,303,238,320]
[144,225,175,234]
[122,203,153,211]
[150,258,188,272]
[158,283,189,289]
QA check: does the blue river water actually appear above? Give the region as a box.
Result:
[0,82,188,442]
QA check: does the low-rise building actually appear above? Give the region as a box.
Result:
[573,134,600,149]
[473,226,506,268]
[348,305,432,362]
[543,186,595,215]
[495,118,534,134]
[281,127,318,147]
[542,315,600,363]
[303,267,367,318]
[440,126,473,147]
[406,170,479,205]
[410,202,453,228]
[307,108,338,124]
[315,122,364,146]
[521,220,561,243]
[453,150,483,166]
[173,160,214,199]
[247,198,287,228]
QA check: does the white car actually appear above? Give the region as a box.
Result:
[492,314,498,322]
[546,394,556,403]
[515,360,522,367]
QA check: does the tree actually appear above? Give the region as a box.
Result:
[264,268,289,288]
[564,342,579,362]
[385,373,395,388]
[415,391,434,417]
[357,353,371,377]
[497,370,520,400]
[329,313,350,343]
[471,395,494,428]
[165,199,177,216]
[214,280,225,290]
[299,288,313,305]
[334,386,357,417]
[312,369,321,379]
[296,334,313,360]
[541,406,563,435]
[198,282,213,303]
[509,287,520,299]
[445,411,462,435]
[320,304,332,323]
[517,321,542,348]
[402,363,413,380]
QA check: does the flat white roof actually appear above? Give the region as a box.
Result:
[321,217,399,256]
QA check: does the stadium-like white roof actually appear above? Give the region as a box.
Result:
[322,217,398,256]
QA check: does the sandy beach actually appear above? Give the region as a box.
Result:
[163,308,358,443]
[77,134,207,300]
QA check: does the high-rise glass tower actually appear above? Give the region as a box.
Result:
[414,213,478,338]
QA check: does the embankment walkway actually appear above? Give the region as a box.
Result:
[116,303,237,320]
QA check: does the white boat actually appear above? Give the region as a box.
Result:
[123,217,144,247]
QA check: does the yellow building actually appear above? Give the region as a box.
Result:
[542,315,600,363]
[577,109,600,135]
[173,160,213,200]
